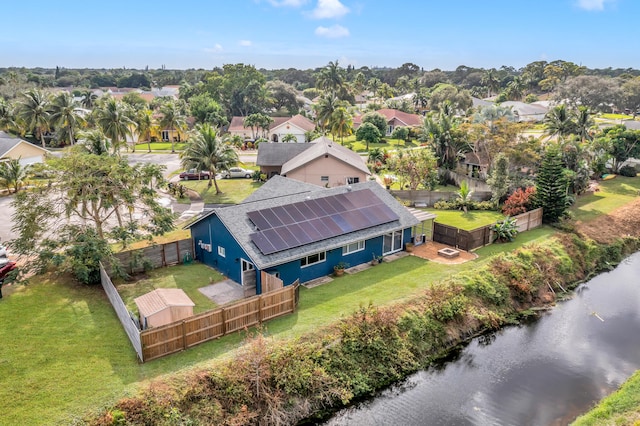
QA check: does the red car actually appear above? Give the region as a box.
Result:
[179,169,211,180]
[0,260,16,299]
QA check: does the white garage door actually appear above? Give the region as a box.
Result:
[19,156,43,166]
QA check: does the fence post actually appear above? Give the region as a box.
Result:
[221,308,226,336]
[161,244,166,267]
[175,241,180,265]
[258,295,263,322]
[182,321,187,350]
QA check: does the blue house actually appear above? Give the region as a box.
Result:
[187,176,422,295]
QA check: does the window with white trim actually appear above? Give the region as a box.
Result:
[342,240,365,255]
[321,176,329,182]
[346,177,360,184]
[300,251,326,268]
[217,246,226,257]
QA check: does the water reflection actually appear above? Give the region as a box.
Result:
[326,252,640,426]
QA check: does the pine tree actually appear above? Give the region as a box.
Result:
[486,153,510,204]
[535,145,567,223]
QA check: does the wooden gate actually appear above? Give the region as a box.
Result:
[261,271,284,293]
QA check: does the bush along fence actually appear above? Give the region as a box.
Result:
[433,208,543,251]
[390,189,492,207]
[100,252,300,362]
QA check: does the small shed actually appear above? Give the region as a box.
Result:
[134,288,195,329]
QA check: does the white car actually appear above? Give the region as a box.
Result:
[0,244,6,259]
[221,167,253,179]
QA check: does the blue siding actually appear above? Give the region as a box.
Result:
[191,214,249,285]
[191,217,411,294]
[403,228,412,248]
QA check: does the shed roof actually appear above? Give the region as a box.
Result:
[188,178,419,270]
[280,136,370,176]
[134,288,195,317]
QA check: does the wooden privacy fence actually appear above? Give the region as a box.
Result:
[114,238,193,274]
[99,263,143,361]
[433,208,543,251]
[140,283,299,362]
[261,271,284,293]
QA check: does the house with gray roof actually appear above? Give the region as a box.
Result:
[187,176,422,295]
[257,136,371,186]
[0,131,50,165]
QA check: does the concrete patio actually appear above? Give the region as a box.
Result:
[198,279,246,305]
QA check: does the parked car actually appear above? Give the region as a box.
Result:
[0,244,6,259]
[179,169,211,180]
[221,167,253,179]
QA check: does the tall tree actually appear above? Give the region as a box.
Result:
[95,97,135,156]
[544,104,576,139]
[330,106,353,144]
[79,89,98,109]
[16,88,51,148]
[314,95,347,134]
[421,108,469,169]
[180,124,238,193]
[316,60,346,96]
[50,91,85,146]
[481,68,501,97]
[535,145,568,223]
[159,100,187,153]
[134,107,154,153]
[10,149,174,282]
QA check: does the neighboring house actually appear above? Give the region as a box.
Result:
[227,114,315,143]
[187,176,422,295]
[499,101,549,122]
[352,108,423,136]
[134,288,195,329]
[257,136,371,186]
[461,150,491,179]
[0,132,50,165]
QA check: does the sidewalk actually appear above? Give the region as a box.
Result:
[166,176,206,223]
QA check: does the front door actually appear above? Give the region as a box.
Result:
[241,259,256,287]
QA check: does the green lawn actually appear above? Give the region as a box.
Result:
[427,208,505,230]
[180,178,263,204]
[599,113,635,121]
[131,142,186,151]
[115,263,222,314]
[572,176,640,222]
[4,176,640,424]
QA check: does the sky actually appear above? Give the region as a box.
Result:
[1,0,638,71]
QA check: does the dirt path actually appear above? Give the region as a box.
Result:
[575,198,640,244]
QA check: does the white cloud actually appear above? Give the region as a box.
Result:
[204,43,223,53]
[576,0,614,11]
[239,40,252,46]
[311,0,350,19]
[315,24,350,38]
[268,0,307,6]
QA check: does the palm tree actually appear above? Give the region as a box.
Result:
[330,106,353,144]
[16,88,51,148]
[50,91,85,146]
[95,97,135,156]
[316,60,345,96]
[367,77,382,99]
[0,159,29,193]
[544,104,576,139]
[573,106,594,142]
[282,133,298,143]
[134,108,154,152]
[79,89,98,109]
[505,76,524,101]
[159,100,187,153]
[481,68,500,98]
[78,129,111,156]
[421,109,470,169]
[180,124,238,193]
[0,98,18,134]
[314,95,346,134]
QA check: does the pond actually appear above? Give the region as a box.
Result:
[326,251,640,426]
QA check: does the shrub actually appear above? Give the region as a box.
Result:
[502,187,536,216]
[619,165,637,177]
[491,216,519,242]
[391,126,409,141]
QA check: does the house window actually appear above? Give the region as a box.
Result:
[342,240,365,255]
[346,177,360,184]
[321,176,329,182]
[383,230,403,254]
[388,125,394,135]
[217,246,226,257]
[301,251,326,268]
[161,130,170,141]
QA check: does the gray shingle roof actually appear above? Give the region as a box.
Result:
[240,175,321,204]
[189,178,419,270]
[0,131,22,157]
[256,142,311,167]
[280,136,371,176]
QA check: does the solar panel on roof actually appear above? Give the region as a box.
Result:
[249,188,399,255]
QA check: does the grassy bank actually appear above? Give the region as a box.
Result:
[90,234,640,425]
[573,370,640,425]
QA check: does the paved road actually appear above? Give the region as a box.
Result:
[124,152,183,177]
[0,195,16,243]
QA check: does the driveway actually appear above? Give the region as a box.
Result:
[0,195,16,243]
